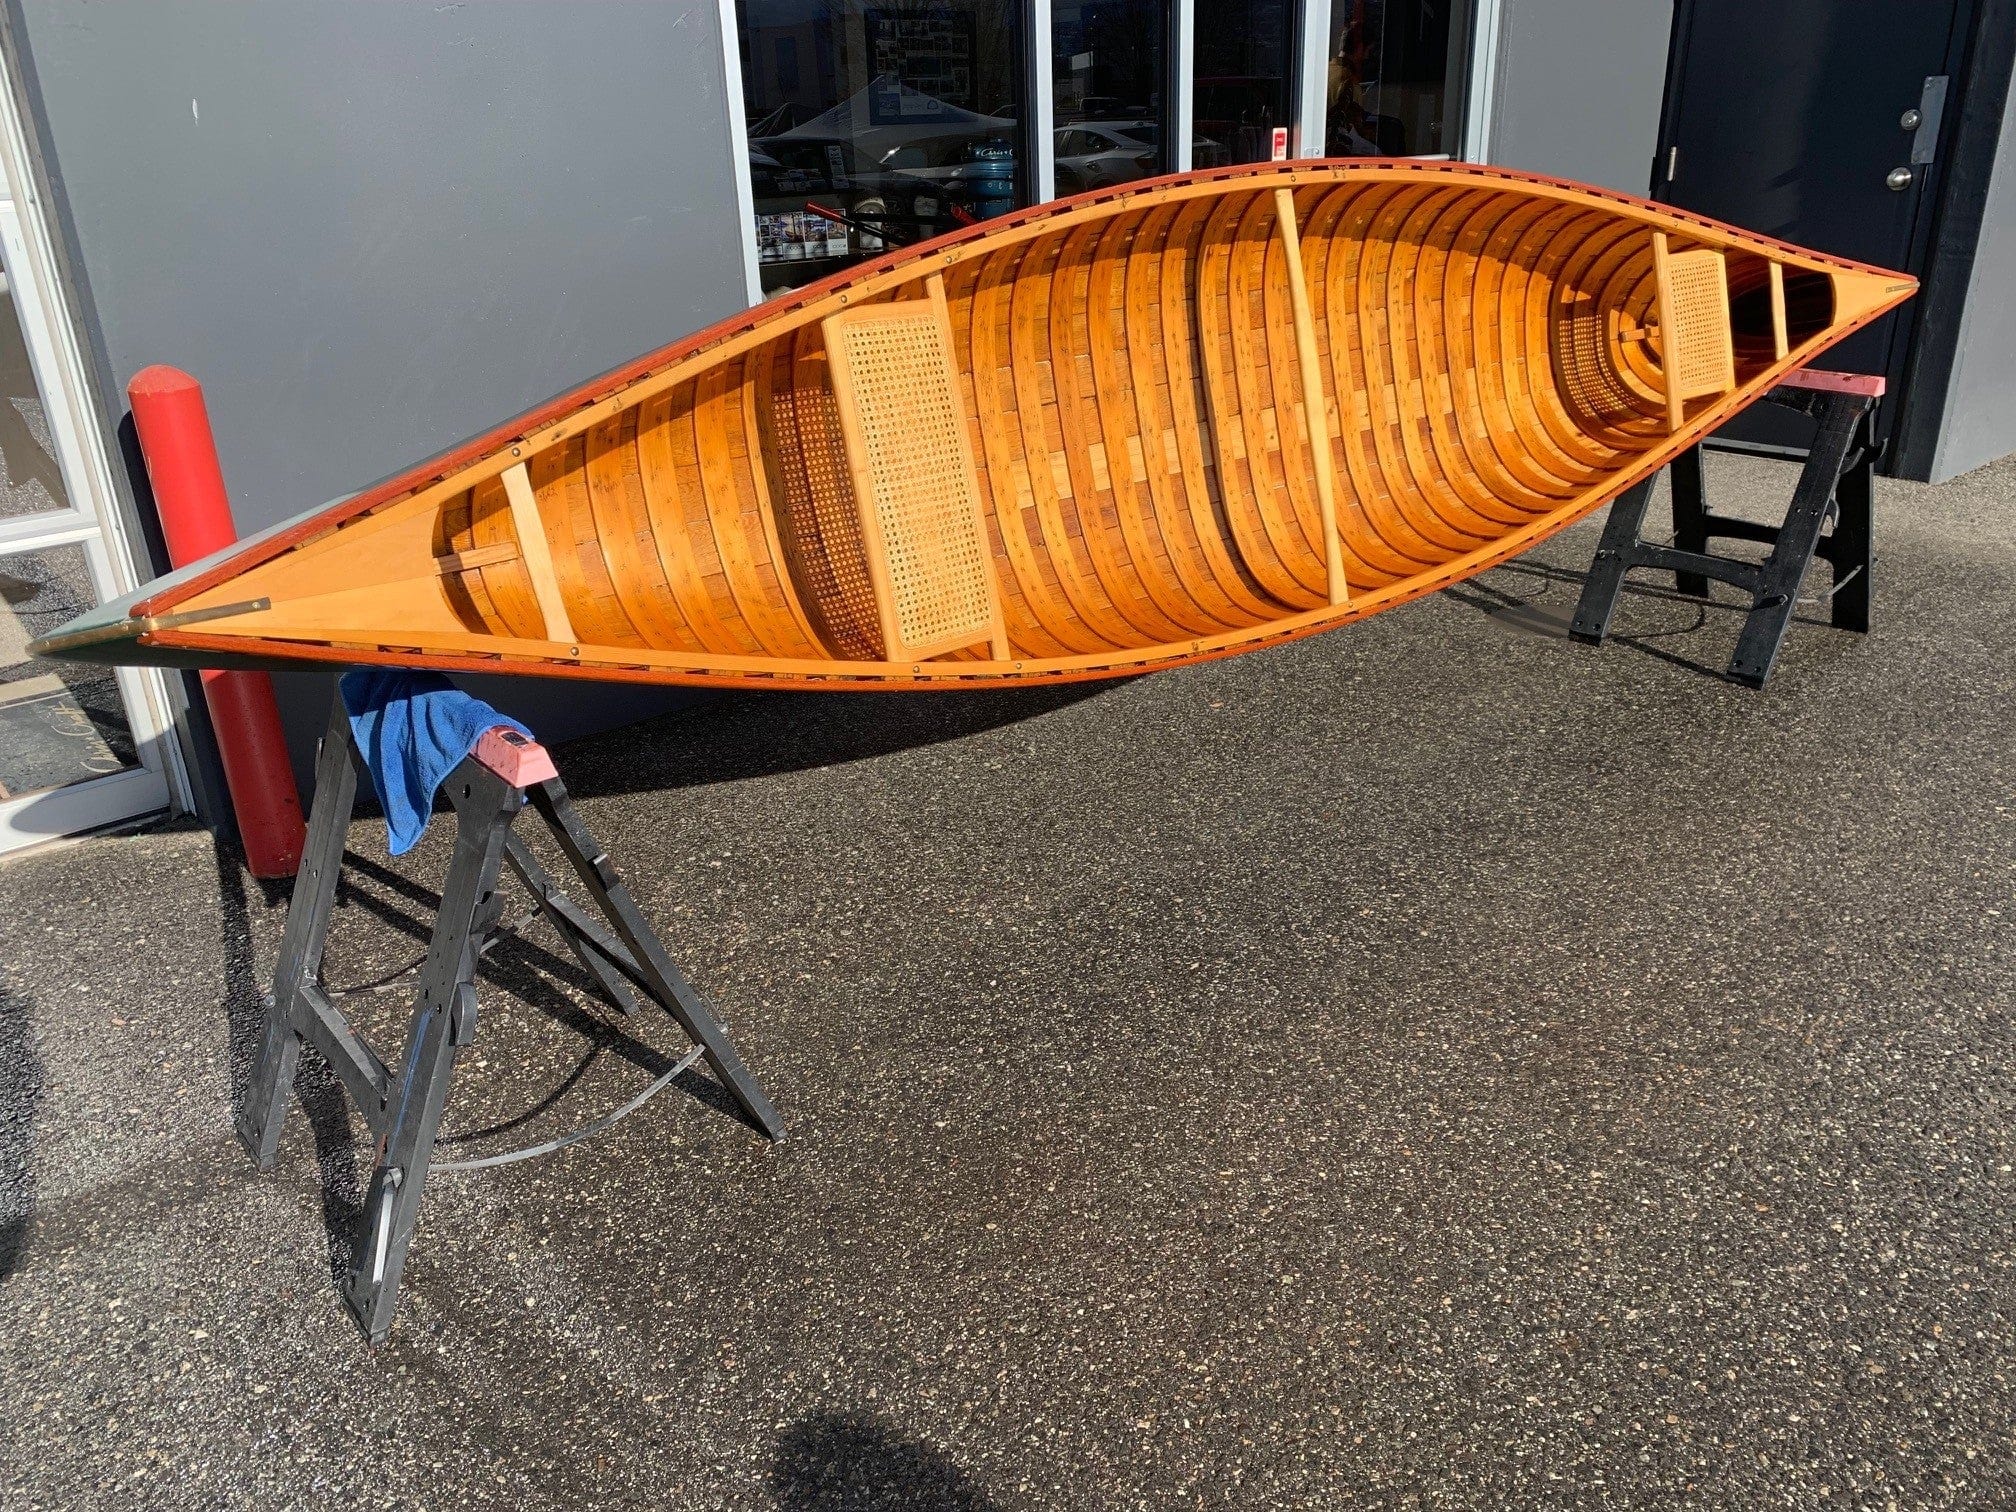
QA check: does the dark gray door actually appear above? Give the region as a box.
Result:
[1654,0,1970,451]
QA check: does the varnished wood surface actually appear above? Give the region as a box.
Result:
[92,161,1915,691]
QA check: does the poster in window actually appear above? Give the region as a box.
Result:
[865,10,977,123]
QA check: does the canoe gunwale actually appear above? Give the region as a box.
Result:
[132,160,1916,642]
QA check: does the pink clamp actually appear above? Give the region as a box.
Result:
[471,725,559,788]
[1779,368,1886,398]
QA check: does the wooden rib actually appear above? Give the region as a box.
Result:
[1304,183,1433,580]
[665,379,772,653]
[737,357,825,652]
[432,493,487,630]
[1589,235,1667,411]
[771,329,883,659]
[1159,196,1284,610]
[465,475,548,640]
[965,244,1097,655]
[1337,183,1473,560]
[749,340,843,657]
[1559,227,1666,429]
[1084,214,1232,633]
[1196,193,1323,606]
[636,387,754,655]
[1347,187,1481,557]
[501,460,576,642]
[1551,215,1670,431]
[1468,197,1595,492]
[943,256,1070,659]
[1388,187,1533,533]
[1007,234,1146,648]
[1272,187,1346,603]
[1121,204,1272,624]
[1509,209,1639,469]
[693,363,816,657]
[584,411,701,651]
[1431,190,1573,515]
[1047,222,1195,643]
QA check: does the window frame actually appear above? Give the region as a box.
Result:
[0,69,187,853]
[717,0,1492,298]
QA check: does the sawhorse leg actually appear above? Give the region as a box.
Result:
[1668,446,1711,600]
[1568,477,1656,646]
[1726,389,1868,688]
[527,779,786,1142]
[343,763,519,1343]
[1825,446,1874,636]
[236,689,358,1168]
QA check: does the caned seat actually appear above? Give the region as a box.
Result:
[820,275,1010,663]
[1652,232,1738,431]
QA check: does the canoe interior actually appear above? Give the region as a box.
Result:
[138,164,1913,689]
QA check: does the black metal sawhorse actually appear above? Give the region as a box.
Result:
[236,690,784,1344]
[1570,368,1884,688]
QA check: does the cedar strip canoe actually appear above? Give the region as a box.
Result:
[35,161,1914,690]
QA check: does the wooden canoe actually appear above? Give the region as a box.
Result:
[37,161,1913,690]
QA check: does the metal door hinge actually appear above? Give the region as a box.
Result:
[1910,76,1949,165]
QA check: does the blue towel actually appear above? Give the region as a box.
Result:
[339,668,533,856]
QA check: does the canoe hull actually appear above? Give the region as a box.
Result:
[37,160,1915,691]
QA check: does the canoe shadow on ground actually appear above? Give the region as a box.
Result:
[549,678,1123,801]
[770,1410,998,1511]
[1442,557,1847,684]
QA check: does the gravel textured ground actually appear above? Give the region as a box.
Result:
[2,449,2012,1509]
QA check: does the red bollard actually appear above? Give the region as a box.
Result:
[128,365,306,878]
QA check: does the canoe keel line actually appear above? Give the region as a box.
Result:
[35,161,1914,691]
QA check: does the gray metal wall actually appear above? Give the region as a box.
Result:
[1482,0,1674,195]
[5,0,753,782]
[1929,53,2016,482]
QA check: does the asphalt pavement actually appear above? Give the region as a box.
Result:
[2,449,2012,1509]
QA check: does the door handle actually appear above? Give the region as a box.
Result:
[1887,166,1913,191]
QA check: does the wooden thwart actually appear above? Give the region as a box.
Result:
[1768,261,1790,361]
[1272,188,1348,605]
[501,461,576,642]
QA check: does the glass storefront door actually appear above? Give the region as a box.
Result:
[736,0,1031,295]
[1191,0,1295,166]
[1052,0,1170,190]
[0,85,180,856]
[1326,0,1466,157]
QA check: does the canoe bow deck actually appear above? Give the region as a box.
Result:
[36,161,1914,690]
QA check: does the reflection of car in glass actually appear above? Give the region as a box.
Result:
[1054,123,1157,193]
[1053,122,1228,193]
